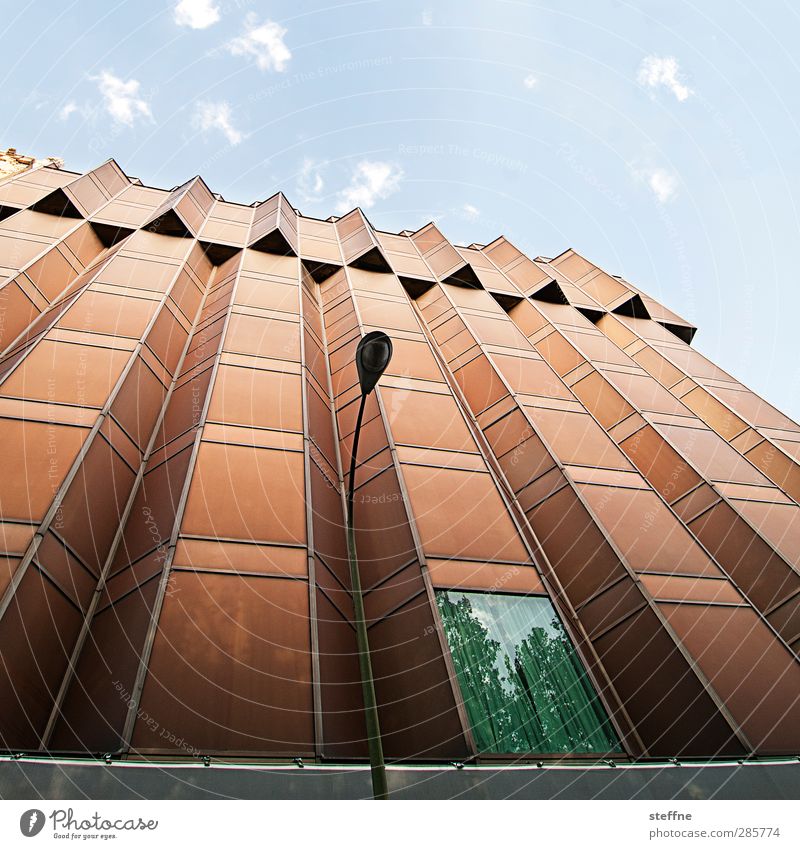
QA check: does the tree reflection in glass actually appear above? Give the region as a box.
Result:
[436,591,620,754]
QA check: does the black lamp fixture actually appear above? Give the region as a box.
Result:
[348,330,394,524]
[355,331,393,396]
[346,330,392,800]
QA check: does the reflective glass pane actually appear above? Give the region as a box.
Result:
[436,590,620,754]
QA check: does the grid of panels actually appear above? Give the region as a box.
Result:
[0,159,799,763]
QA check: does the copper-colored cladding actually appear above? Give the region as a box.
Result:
[0,160,799,763]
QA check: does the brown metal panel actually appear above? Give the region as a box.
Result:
[493,352,573,398]
[305,381,339,466]
[365,562,426,624]
[0,567,83,749]
[744,440,800,504]
[671,483,721,524]
[168,268,205,323]
[110,357,168,450]
[240,249,297,281]
[515,465,567,510]
[64,174,107,218]
[640,574,742,604]
[51,576,161,752]
[104,549,164,603]
[55,434,136,575]
[402,465,528,562]
[526,486,629,606]
[181,442,306,544]
[308,461,348,581]
[111,445,193,571]
[688,501,800,612]
[357,295,420,333]
[536,330,586,376]
[315,555,354,622]
[483,407,539,459]
[660,603,800,753]
[767,597,800,648]
[35,530,100,613]
[464,311,531,347]
[59,289,157,338]
[385,336,443,381]
[153,366,213,448]
[144,306,189,376]
[0,418,87,521]
[235,275,298,313]
[1,339,130,406]
[606,371,692,416]
[592,606,744,757]
[660,424,772,487]
[452,353,509,415]
[0,556,21,603]
[581,273,630,308]
[367,593,469,760]
[0,167,73,208]
[25,247,81,300]
[579,578,647,639]
[315,592,365,759]
[248,193,297,255]
[551,250,596,282]
[713,385,797,430]
[0,232,52,269]
[98,254,181,293]
[173,539,306,576]
[578,484,723,577]
[351,465,417,583]
[0,282,42,350]
[426,559,545,594]
[631,345,690,391]
[224,312,300,361]
[396,445,485,472]
[381,387,476,451]
[132,572,314,754]
[620,424,702,502]
[0,523,33,554]
[728,500,800,567]
[572,370,635,429]
[528,407,634,470]
[207,365,303,431]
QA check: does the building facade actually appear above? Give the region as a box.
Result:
[0,147,63,185]
[0,159,799,765]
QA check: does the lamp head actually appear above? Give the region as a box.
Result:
[355,331,392,395]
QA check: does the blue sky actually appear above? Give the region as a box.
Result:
[2,0,799,419]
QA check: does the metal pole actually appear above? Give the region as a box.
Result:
[346,392,389,800]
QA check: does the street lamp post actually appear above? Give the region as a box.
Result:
[347,331,393,801]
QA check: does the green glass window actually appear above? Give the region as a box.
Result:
[436,590,620,755]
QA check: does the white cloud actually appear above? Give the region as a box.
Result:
[91,71,152,126]
[59,101,78,120]
[335,160,403,213]
[630,163,679,204]
[174,0,219,29]
[647,168,678,203]
[297,158,325,202]
[637,55,692,102]
[193,100,243,145]
[24,88,49,111]
[523,74,538,89]
[226,13,291,72]
[463,204,480,220]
